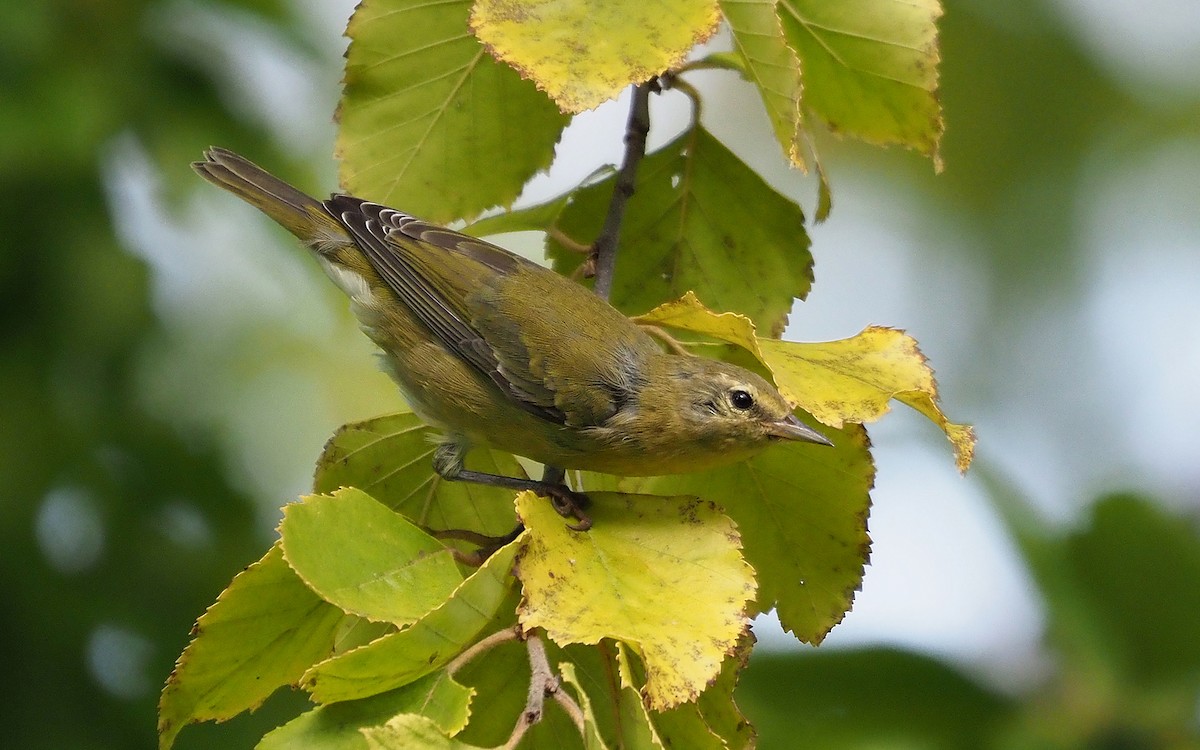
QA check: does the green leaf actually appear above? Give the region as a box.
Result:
[558,643,661,749]
[616,643,723,750]
[158,544,345,750]
[338,0,569,222]
[1063,494,1200,686]
[548,127,812,334]
[361,714,481,749]
[777,0,944,166]
[280,488,464,626]
[257,671,474,750]
[516,491,755,710]
[461,193,573,239]
[315,412,520,538]
[659,634,755,749]
[737,648,1012,748]
[557,662,613,750]
[637,426,874,643]
[471,0,721,113]
[302,540,520,704]
[721,0,804,167]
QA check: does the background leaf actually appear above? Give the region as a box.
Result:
[737,648,1013,748]
[338,0,569,222]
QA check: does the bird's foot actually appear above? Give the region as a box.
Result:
[543,486,593,532]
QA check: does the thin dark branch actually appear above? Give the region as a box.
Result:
[592,80,655,301]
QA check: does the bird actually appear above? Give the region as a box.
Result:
[192,148,831,530]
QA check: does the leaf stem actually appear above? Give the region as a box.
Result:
[639,324,693,357]
[661,71,703,124]
[592,80,655,301]
[445,625,520,677]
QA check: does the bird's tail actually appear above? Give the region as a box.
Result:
[192,147,350,250]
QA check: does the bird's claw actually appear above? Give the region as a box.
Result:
[547,488,593,532]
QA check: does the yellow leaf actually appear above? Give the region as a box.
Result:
[759,328,975,472]
[635,291,762,354]
[515,491,755,710]
[471,0,722,113]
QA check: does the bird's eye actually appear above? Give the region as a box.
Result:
[730,389,754,410]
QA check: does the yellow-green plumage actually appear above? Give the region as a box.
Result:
[192,148,830,483]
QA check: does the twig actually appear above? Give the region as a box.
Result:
[498,630,587,749]
[552,685,587,735]
[445,626,520,678]
[592,80,655,301]
[659,71,703,123]
[640,324,693,356]
[547,226,591,255]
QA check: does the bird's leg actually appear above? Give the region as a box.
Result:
[434,443,593,532]
[450,469,593,532]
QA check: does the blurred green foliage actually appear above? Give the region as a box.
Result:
[740,493,1200,749]
[2,0,1197,748]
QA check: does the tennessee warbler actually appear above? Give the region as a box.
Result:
[193,148,831,529]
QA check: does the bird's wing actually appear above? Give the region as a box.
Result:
[325,195,568,423]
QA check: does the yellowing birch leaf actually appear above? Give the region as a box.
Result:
[280,488,464,626]
[515,491,755,710]
[759,327,976,472]
[777,0,944,166]
[471,0,721,113]
[619,638,753,750]
[339,0,568,222]
[635,290,761,352]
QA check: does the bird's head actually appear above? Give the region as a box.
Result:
[641,356,832,461]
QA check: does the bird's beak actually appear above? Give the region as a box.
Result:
[766,414,834,446]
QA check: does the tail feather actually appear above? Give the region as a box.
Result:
[192,148,349,249]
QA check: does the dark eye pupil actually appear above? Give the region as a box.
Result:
[731,390,753,409]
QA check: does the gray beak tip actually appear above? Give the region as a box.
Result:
[768,414,834,447]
